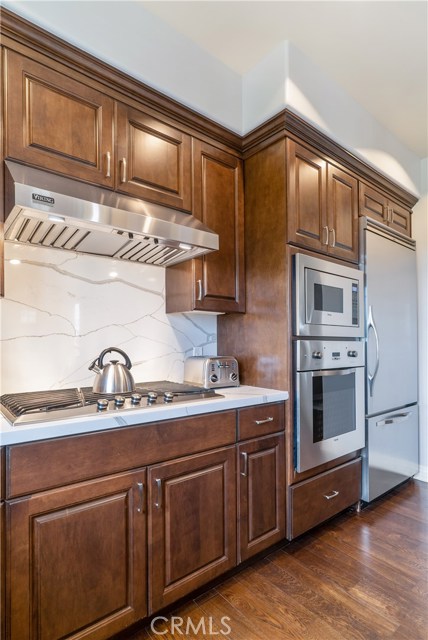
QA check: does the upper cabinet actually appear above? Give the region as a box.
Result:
[286,139,359,263]
[115,103,192,210]
[4,50,115,188]
[166,140,245,313]
[359,182,412,236]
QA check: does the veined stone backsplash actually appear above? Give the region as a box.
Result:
[0,242,217,394]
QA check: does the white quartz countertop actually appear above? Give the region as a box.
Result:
[0,386,288,446]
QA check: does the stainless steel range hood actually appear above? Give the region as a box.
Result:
[4,161,219,266]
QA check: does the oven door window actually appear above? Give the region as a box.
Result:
[313,371,356,442]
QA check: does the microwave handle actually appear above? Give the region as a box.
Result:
[367,305,380,397]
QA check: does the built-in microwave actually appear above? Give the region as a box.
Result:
[294,253,364,338]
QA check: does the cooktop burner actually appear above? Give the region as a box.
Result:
[1,381,222,426]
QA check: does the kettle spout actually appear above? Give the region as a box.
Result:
[88,358,102,374]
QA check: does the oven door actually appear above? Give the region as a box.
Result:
[295,367,365,472]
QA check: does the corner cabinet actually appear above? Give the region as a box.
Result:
[7,469,147,640]
[4,50,115,188]
[166,141,245,313]
[147,446,236,613]
[359,182,412,236]
[286,139,359,263]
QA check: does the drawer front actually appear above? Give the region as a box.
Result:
[6,411,237,499]
[238,402,285,440]
[290,458,361,539]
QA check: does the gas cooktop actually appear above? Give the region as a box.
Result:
[1,381,223,426]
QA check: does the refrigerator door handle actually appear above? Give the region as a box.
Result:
[376,411,413,427]
[367,305,380,397]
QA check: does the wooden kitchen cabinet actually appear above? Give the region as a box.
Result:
[237,434,285,562]
[289,458,361,539]
[4,50,115,188]
[148,446,236,613]
[165,140,245,313]
[115,102,192,210]
[359,182,412,236]
[287,139,359,262]
[6,469,147,640]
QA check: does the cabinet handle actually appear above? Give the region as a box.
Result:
[120,158,127,183]
[240,452,248,477]
[324,490,339,500]
[136,481,144,514]
[329,228,336,247]
[105,151,111,178]
[154,478,162,509]
[389,207,393,223]
[196,279,203,301]
[323,225,329,245]
[254,416,274,425]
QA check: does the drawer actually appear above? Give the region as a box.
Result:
[290,458,361,539]
[6,410,237,498]
[238,402,285,440]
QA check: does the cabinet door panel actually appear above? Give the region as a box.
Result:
[359,183,387,224]
[327,165,358,262]
[5,50,114,187]
[287,139,327,252]
[7,470,146,640]
[116,104,191,210]
[389,200,411,236]
[238,435,285,562]
[148,447,236,613]
[192,140,245,312]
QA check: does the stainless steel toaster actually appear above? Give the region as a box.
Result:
[184,356,239,389]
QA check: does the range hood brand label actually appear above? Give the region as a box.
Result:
[32,193,55,206]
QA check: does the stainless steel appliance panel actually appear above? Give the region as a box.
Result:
[361,406,419,502]
[364,224,418,415]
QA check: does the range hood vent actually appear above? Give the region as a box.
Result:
[4,161,219,266]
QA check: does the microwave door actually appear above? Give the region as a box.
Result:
[305,268,354,327]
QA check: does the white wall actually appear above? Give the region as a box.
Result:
[413,159,428,481]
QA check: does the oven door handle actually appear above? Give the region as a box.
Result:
[367,305,380,397]
[311,368,357,377]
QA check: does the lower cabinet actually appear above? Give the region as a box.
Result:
[148,446,236,613]
[289,458,361,539]
[237,434,285,562]
[6,469,147,640]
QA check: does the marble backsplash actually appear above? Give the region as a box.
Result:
[0,242,217,394]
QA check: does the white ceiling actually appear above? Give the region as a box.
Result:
[141,1,428,158]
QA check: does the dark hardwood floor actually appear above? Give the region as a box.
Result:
[127,480,428,640]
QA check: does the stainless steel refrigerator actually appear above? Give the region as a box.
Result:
[360,217,419,502]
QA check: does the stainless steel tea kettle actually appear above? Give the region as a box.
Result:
[88,347,135,394]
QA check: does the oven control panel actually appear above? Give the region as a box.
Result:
[295,339,365,371]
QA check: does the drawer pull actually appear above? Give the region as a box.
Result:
[324,490,339,500]
[240,452,248,477]
[254,417,274,425]
[136,481,144,514]
[154,478,162,509]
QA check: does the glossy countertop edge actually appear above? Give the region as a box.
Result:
[0,386,289,446]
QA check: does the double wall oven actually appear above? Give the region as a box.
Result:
[293,253,365,472]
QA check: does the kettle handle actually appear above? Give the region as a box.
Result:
[97,347,133,370]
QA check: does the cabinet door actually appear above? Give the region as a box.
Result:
[148,447,236,613]
[7,470,147,640]
[238,434,285,562]
[327,165,359,262]
[192,140,245,312]
[388,199,412,236]
[287,139,328,252]
[116,103,192,210]
[359,183,388,224]
[5,50,114,187]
